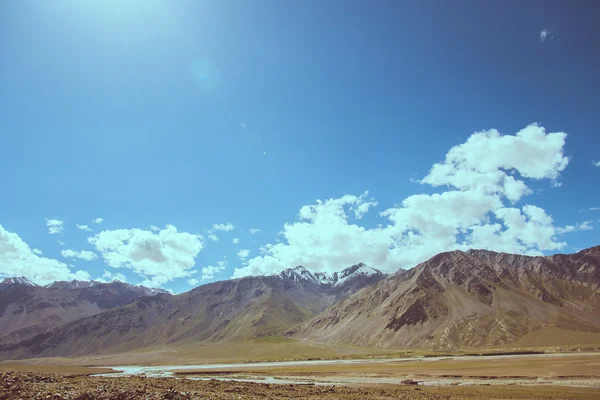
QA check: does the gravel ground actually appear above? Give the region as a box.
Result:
[2,372,600,400]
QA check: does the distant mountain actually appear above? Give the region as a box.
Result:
[0,264,386,358]
[8,245,600,359]
[0,277,37,292]
[0,279,170,345]
[292,246,600,350]
[44,279,167,296]
[276,263,385,295]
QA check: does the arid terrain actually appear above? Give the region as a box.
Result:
[3,348,600,398]
[166,352,600,387]
[3,371,600,400]
[3,247,600,361]
[3,247,600,398]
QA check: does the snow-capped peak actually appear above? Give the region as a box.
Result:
[276,263,384,288]
[333,263,382,287]
[0,276,38,290]
[278,266,319,283]
[40,279,169,295]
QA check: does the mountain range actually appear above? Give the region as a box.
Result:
[0,264,385,358]
[0,246,599,359]
[0,278,168,345]
[292,247,600,350]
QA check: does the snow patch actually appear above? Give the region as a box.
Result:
[275,264,384,287]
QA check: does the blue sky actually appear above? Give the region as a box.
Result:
[1,1,599,293]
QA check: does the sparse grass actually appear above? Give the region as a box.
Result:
[6,331,600,371]
[249,336,296,343]
[4,372,600,399]
[174,353,600,379]
[502,327,600,350]
[0,363,113,375]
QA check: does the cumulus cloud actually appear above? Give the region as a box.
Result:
[61,249,98,261]
[420,124,568,202]
[354,193,378,219]
[46,219,64,234]
[88,225,203,288]
[201,260,227,280]
[188,278,199,286]
[205,222,235,242]
[32,248,43,255]
[237,249,250,260]
[0,224,90,284]
[96,269,128,283]
[232,238,240,244]
[212,222,235,232]
[233,124,574,278]
[150,225,160,232]
[249,228,261,235]
[555,220,594,234]
[594,161,600,167]
[76,224,92,231]
[92,218,104,224]
[540,28,554,43]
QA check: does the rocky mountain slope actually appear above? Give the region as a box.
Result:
[291,246,600,350]
[0,278,169,345]
[0,264,385,358]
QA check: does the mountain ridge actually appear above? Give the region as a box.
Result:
[291,246,600,350]
[2,247,600,359]
[0,263,386,358]
[0,279,172,346]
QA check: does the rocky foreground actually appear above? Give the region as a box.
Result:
[1,372,600,400]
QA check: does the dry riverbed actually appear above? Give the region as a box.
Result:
[95,352,600,388]
[2,372,600,399]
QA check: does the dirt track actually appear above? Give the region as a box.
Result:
[2,372,600,400]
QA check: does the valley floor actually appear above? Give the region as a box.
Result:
[3,336,600,398]
[2,372,600,400]
[166,352,600,388]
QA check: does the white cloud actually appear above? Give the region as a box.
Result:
[232,238,240,244]
[32,248,43,255]
[420,124,568,202]
[205,222,235,242]
[590,207,600,211]
[540,28,553,43]
[579,221,594,231]
[88,225,204,288]
[92,218,104,224]
[233,124,573,278]
[61,249,98,261]
[249,228,261,234]
[201,260,227,280]
[76,224,92,231]
[96,269,127,283]
[46,219,64,234]
[212,222,235,232]
[150,225,160,232]
[102,270,127,282]
[239,122,247,128]
[556,220,594,234]
[188,278,199,286]
[594,161,600,167]
[57,241,66,246]
[0,224,90,285]
[237,249,250,260]
[354,196,378,219]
